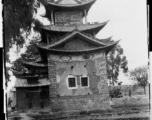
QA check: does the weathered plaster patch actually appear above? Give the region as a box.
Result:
[61,56,71,61]
[58,84,73,96]
[86,60,100,94]
[95,57,106,76]
[57,72,73,96]
[74,85,93,96]
[50,54,60,61]
[58,68,66,76]
[72,89,77,95]
[93,51,104,60]
[72,62,88,76]
[56,75,60,83]
[72,56,83,61]
[87,100,95,108]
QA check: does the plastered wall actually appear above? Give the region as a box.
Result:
[55,11,83,25]
[48,51,108,97]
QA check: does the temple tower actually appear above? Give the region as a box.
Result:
[13,0,119,112]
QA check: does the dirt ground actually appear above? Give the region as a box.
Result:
[110,94,149,106]
[8,85,150,120]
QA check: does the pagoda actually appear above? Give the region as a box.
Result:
[13,0,120,112]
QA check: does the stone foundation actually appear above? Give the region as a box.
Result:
[50,94,110,112]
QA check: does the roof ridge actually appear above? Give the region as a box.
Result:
[78,32,107,45]
[55,0,63,4]
[99,36,112,41]
[56,0,81,5]
[74,0,82,4]
[47,30,78,48]
[46,0,96,6]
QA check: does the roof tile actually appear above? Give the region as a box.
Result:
[46,0,95,6]
[42,22,108,32]
[15,78,50,87]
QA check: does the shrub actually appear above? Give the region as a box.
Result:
[109,87,123,98]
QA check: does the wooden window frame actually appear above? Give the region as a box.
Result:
[67,76,77,89]
[80,76,89,88]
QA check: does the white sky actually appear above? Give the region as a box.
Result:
[88,0,148,71]
[87,0,148,85]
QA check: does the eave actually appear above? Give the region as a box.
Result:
[41,21,108,35]
[14,78,50,88]
[21,61,48,67]
[97,36,113,44]
[41,0,96,12]
[11,69,48,78]
[53,31,107,48]
[37,40,120,55]
[38,30,108,51]
[11,69,25,77]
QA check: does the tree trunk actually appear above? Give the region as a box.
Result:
[112,77,114,86]
[144,86,146,94]
[112,81,114,86]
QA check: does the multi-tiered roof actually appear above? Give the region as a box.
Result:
[13,0,119,87]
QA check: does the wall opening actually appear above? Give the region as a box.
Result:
[81,77,89,87]
[68,77,76,88]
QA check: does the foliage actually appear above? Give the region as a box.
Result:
[129,66,148,94]
[4,0,42,84]
[4,0,38,60]
[107,44,128,85]
[109,86,123,98]
[21,40,40,61]
[132,84,138,92]
[11,40,40,72]
[118,82,122,86]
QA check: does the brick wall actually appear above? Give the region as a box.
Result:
[48,60,58,99]
[50,94,110,112]
[55,11,83,25]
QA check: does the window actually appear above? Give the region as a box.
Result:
[68,77,77,89]
[27,77,38,84]
[81,77,89,87]
[40,90,49,98]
